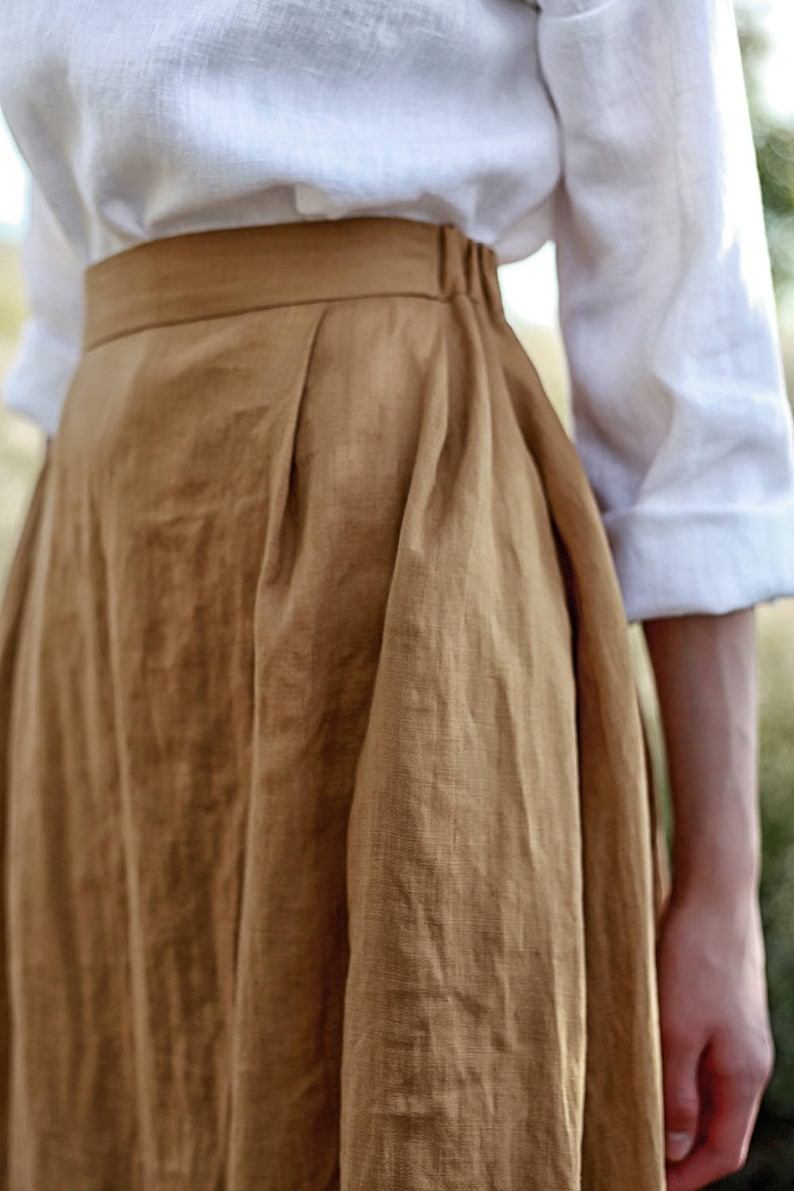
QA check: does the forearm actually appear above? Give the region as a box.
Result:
[642,608,760,907]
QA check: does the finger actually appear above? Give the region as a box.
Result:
[665,1049,765,1191]
[661,1027,703,1164]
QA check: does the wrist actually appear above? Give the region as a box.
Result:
[670,842,760,910]
[669,777,761,907]
[665,876,765,965]
[672,811,760,899]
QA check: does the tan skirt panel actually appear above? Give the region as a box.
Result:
[0,217,669,1189]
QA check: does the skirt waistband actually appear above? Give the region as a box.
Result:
[81,216,505,353]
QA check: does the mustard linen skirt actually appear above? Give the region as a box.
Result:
[0,216,670,1189]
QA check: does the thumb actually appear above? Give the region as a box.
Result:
[666,1129,695,1164]
[663,1037,703,1164]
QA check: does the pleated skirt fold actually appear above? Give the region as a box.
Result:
[0,216,670,1189]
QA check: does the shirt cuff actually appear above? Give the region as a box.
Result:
[603,501,794,622]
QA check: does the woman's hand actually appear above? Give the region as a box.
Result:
[656,888,774,1190]
[642,608,774,1190]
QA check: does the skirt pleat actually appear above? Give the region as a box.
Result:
[0,216,669,1189]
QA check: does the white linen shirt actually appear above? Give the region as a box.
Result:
[1,0,794,622]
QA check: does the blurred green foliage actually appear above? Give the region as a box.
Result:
[737,3,794,310]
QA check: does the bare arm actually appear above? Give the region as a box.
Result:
[642,609,775,1191]
[644,610,759,900]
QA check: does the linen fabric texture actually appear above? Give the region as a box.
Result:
[1,0,794,621]
[0,216,670,1189]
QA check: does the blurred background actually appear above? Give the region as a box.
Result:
[1,2,793,1186]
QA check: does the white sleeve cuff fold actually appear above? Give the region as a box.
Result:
[604,500,794,622]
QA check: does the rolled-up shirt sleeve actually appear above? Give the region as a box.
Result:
[2,178,83,440]
[536,0,794,621]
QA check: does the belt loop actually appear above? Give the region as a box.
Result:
[477,242,505,323]
[437,224,454,300]
[485,244,502,323]
[464,236,479,302]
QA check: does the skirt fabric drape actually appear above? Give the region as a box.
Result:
[0,215,670,1190]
